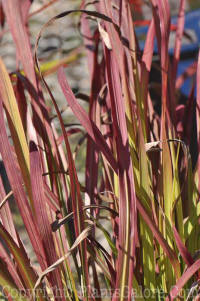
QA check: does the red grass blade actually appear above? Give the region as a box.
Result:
[29,141,65,300]
[0,223,38,293]
[136,198,180,277]
[58,67,117,173]
[176,61,197,90]
[2,0,36,87]
[141,19,156,137]
[167,259,200,300]
[0,242,25,291]
[172,0,186,85]
[0,177,17,242]
[172,225,194,266]
[0,97,47,270]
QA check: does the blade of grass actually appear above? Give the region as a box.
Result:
[0,260,27,301]
[167,258,200,300]
[0,96,47,270]
[172,0,186,86]
[0,177,17,241]
[29,141,65,300]
[0,58,31,202]
[34,42,91,298]
[0,242,25,291]
[57,68,117,173]
[0,223,41,296]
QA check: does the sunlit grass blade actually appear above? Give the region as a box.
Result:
[0,58,31,201]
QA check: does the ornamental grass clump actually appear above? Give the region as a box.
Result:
[0,0,200,300]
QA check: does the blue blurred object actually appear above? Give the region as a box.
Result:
[135,9,200,97]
